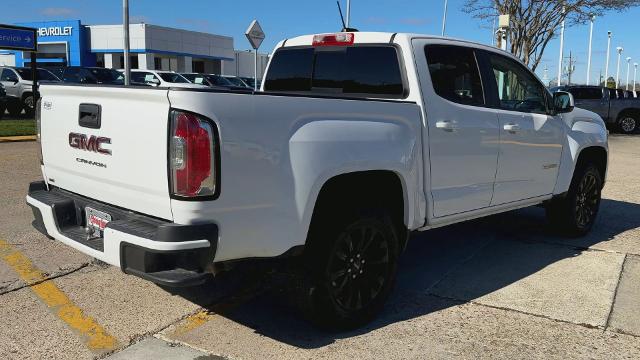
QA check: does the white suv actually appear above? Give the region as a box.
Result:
[127,70,208,88]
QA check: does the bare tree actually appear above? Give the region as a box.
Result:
[465,0,640,71]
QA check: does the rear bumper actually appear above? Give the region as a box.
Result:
[26,181,218,287]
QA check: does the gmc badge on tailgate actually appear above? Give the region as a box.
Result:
[69,133,112,155]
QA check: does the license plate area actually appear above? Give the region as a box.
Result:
[85,207,111,238]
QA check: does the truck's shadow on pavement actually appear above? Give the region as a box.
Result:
[167,198,640,348]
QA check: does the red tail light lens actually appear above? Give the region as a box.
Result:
[312,33,355,47]
[170,111,216,198]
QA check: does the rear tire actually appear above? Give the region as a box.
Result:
[22,94,34,117]
[617,113,638,134]
[295,210,399,330]
[546,163,602,237]
[0,104,5,120]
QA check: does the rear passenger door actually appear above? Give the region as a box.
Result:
[414,41,500,217]
[481,51,564,205]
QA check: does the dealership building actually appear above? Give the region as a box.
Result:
[0,20,269,77]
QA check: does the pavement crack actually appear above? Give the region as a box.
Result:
[0,262,91,296]
[604,253,627,331]
[426,292,632,336]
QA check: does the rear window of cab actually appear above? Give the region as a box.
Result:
[264,45,406,98]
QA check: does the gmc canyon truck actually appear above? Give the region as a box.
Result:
[27,32,608,329]
[552,85,640,134]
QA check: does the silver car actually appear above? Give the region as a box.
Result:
[0,67,60,116]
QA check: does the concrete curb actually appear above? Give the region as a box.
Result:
[0,135,37,143]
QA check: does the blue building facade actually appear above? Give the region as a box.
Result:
[12,20,95,67]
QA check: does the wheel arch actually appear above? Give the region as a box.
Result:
[305,170,410,252]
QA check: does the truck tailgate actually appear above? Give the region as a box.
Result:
[39,85,173,220]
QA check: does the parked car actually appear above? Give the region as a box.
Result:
[29,32,608,329]
[551,85,640,133]
[181,73,251,91]
[0,83,6,119]
[127,70,207,88]
[240,77,261,89]
[59,67,125,86]
[0,67,60,116]
[222,75,251,88]
[624,90,635,98]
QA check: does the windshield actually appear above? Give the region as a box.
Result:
[182,74,209,85]
[158,73,190,83]
[15,68,60,81]
[241,77,256,87]
[224,76,248,87]
[89,68,124,84]
[205,75,234,86]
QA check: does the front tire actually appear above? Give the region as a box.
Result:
[6,101,22,117]
[296,212,399,330]
[546,163,602,237]
[617,114,638,134]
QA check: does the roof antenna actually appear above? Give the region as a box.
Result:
[336,1,358,32]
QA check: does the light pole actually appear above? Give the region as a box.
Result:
[626,57,632,90]
[634,63,638,92]
[442,0,449,36]
[346,0,351,28]
[586,15,595,85]
[616,47,624,88]
[605,31,612,86]
[557,7,566,86]
[123,0,130,85]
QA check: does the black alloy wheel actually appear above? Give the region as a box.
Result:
[326,222,391,313]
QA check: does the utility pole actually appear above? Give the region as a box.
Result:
[557,7,566,87]
[605,31,612,86]
[586,15,595,85]
[441,0,449,36]
[566,51,575,86]
[123,0,130,85]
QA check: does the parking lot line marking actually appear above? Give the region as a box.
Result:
[170,310,216,337]
[0,239,118,352]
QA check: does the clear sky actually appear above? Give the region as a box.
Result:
[2,0,640,86]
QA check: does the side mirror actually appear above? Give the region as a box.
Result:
[149,78,160,86]
[554,91,574,113]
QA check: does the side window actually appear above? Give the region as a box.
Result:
[425,45,484,106]
[62,68,81,83]
[488,54,547,114]
[1,69,18,82]
[586,88,604,99]
[568,88,585,99]
[130,72,146,83]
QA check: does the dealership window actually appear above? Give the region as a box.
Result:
[154,57,161,70]
[118,55,139,69]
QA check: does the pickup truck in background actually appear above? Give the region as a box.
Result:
[551,85,640,134]
[27,32,608,329]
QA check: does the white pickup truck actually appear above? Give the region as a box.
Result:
[27,32,608,329]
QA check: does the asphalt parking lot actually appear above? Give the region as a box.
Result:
[1,136,639,360]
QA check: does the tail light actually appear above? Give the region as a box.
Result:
[312,33,355,47]
[169,110,217,198]
[35,98,43,165]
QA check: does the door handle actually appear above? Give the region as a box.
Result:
[436,120,457,132]
[503,123,520,133]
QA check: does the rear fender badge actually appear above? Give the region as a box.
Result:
[543,164,558,170]
[43,101,52,110]
[69,132,112,155]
